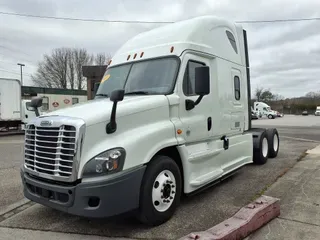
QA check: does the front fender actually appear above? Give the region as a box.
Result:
[78,105,178,178]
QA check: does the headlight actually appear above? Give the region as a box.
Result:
[82,148,126,177]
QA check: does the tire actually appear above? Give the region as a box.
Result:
[137,155,182,226]
[268,114,273,119]
[252,130,269,165]
[266,128,279,158]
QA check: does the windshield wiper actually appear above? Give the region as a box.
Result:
[95,93,109,97]
[124,91,150,95]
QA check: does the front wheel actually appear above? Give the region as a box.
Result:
[137,155,182,226]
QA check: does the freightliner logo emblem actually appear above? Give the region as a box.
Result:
[40,120,53,126]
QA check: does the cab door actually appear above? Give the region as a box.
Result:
[177,53,227,192]
[177,53,213,143]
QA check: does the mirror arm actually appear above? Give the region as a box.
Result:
[185,95,204,111]
[194,95,204,106]
[34,108,40,117]
[106,101,118,134]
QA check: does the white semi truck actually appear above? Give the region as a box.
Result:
[253,101,277,119]
[21,16,280,226]
[0,78,40,132]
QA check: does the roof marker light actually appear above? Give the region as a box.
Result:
[134,53,137,59]
[140,52,144,58]
[170,46,174,53]
[127,55,131,60]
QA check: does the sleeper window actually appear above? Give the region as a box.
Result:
[183,61,206,96]
[226,30,238,54]
[234,76,240,100]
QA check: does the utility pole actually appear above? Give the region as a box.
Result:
[17,63,25,86]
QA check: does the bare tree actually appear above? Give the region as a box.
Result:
[32,48,70,88]
[67,50,75,89]
[273,93,284,101]
[32,47,95,89]
[73,48,93,90]
[254,87,264,101]
[305,91,320,99]
[94,53,112,65]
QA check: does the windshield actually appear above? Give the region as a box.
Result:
[95,57,179,98]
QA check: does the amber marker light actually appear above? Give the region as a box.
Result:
[177,129,182,135]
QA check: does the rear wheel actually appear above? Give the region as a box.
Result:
[137,155,182,226]
[266,128,279,158]
[268,114,273,119]
[253,130,269,165]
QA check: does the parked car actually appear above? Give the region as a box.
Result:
[302,110,308,116]
[315,106,320,116]
[251,111,258,120]
[276,111,283,117]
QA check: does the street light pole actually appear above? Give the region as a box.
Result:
[17,63,25,86]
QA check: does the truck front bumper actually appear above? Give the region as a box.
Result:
[20,166,146,218]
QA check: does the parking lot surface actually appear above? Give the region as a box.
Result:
[0,116,319,239]
[0,136,24,213]
[253,114,320,127]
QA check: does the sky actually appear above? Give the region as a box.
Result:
[0,0,320,98]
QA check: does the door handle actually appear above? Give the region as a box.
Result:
[207,117,212,131]
[221,135,229,150]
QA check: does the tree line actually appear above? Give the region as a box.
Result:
[31,47,111,90]
[253,87,320,115]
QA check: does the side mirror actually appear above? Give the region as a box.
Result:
[110,89,125,102]
[30,96,43,108]
[195,66,210,95]
[30,97,43,117]
[185,66,210,111]
[106,89,125,134]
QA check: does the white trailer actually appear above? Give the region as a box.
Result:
[21,16,280,226]
[0,78,41,131]
[0,78,23,130]
[0,78,21,123]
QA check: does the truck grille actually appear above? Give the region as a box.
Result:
[24,124,77,177]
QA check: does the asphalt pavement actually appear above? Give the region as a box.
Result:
[0,116,319,239]
[0,135,24,213]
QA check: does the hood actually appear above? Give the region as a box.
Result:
[43,95,169,126]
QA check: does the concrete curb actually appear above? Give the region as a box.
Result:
[179,195,280,240]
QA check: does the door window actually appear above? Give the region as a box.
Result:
[234,76,240,100]
[183,61,206,96]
